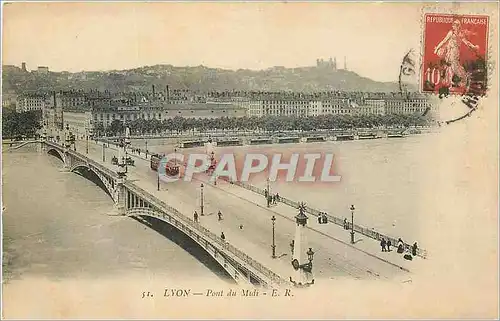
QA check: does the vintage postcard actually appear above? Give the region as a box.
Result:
[1,1,498,319]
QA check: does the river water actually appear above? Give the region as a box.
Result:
[2,146,226,284]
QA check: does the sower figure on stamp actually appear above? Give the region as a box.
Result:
[434,19,480,90]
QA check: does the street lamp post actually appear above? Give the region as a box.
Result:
[157,172,160,191]
[102,143,105,162]
[200,183,204,216]
[290,203,315,287]
[266,178,271,207]
[271,216,276,258]
[86,129,89,154]
[145,140,148,158]
[350,204,355,244]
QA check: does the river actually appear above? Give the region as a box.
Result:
[2,146,228,284]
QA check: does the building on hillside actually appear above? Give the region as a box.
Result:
[37,66,49,74]
[54,90,87,109]
[316,57,337,70]
[385,98,432,114]
[320,98,351,115]
[2,92,18,109]
[63,110,93,139]
[246,100,264,117]
[16,93,49,112]
[91,102,246,128]
[307,101,323,116]
[262,99,309,117]
[356,99,386,115]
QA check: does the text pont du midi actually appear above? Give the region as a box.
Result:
[142,288,293,298]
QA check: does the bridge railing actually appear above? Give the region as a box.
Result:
[124,182,288,287]
[45,141,119,179]
[221,178,427,259]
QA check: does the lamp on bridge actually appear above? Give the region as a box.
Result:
[350,204,355,244]
[266,177,271,207]
[116,138,127,179]
[289,202,315,287]
[86,127,89,154]
[71,132,76,151]
[200,183,204,216]
[64,124,70,149]
[271,215,276,259]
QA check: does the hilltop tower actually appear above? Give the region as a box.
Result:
[21,62,27,72]
[344,56,347,70]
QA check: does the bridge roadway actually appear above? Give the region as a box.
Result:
[76,140,409,281]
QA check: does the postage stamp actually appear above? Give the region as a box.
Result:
[421,13,489,97]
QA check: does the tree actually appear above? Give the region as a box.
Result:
[1,110,42,139]
[108,119,124,136]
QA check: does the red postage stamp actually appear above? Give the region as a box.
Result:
[422,13,489,96]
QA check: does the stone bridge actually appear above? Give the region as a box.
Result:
[13,140,288,289]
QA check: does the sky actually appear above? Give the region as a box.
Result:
[2,2,426,82]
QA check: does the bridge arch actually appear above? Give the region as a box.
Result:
[71,164,115,201]
[127,207,255,286]
[47,148,65,162]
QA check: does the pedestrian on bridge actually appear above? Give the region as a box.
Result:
[343,218,348,230]
[193,211,199,223]
[380,238,387,252]
[220,232,226,240]
[387,239,392,251]
[218,210,223,221]
[397,238,405,254]
[412,242,418,256]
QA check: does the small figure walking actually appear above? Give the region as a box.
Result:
[218,210,223,221]
[193,211,199,223]
[343,218,348,230]
[397,238,405,254]
[387,239,392,252]
[380,238,387,252]
[220,232,226,240]
[412,242,418,256]
[239,224,243,230]
[275,193,280,202]
[272,195,276,205]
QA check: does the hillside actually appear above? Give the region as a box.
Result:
[2,64,399,94]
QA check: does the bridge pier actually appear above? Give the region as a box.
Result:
[61,149,71,172]
[113,135,128,216]
[113,178,127,215]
